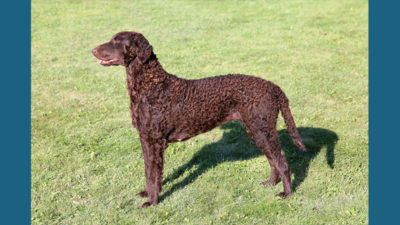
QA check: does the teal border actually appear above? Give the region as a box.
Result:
[0,0,397,223]
[369,0,400,223]
[0,0,31,224]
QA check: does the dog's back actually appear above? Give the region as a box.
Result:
[166,74,280,142]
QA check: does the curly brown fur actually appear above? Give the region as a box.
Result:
[92,31,306,207]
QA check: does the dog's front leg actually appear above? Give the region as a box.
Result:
[139,136,167,207]
[136,142,150,198]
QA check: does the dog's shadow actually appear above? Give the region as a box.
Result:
[159,121,338,202]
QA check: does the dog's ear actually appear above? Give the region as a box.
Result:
[133,33,153,64]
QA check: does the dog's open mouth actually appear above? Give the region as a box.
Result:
[99,58,119,65]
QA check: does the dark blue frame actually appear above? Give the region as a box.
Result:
[369,0,400,223]
[0,0,31,224]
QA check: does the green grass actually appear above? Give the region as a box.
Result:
[32,0,368,224]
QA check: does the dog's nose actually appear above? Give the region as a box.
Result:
[92,48,97,55]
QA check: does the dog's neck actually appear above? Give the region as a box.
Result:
[125,55,171,94]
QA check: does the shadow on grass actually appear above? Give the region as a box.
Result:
[159,121,338,202]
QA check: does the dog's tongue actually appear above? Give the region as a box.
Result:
[99,58,118,65]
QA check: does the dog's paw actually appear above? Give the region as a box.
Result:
[261,181,277,186]
[141,201,152,208]
[275,192,291,198]
[136,190,148,198]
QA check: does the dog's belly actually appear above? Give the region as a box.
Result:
[167,111,241,142]
[221,112,241,124]
[167,131,193,142]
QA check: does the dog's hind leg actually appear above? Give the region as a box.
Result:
[262,164,280,186]
[242,110,292,198]
[265,135,292,198]
[252,128,292,198]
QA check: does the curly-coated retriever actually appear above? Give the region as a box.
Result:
[92,31,306,207]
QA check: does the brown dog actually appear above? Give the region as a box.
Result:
[92,31,306,207]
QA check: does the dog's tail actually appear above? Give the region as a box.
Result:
[276,88,306,151]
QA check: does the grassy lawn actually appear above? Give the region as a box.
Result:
[31,0,368,224]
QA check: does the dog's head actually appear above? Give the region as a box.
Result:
[92,31,153,67]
